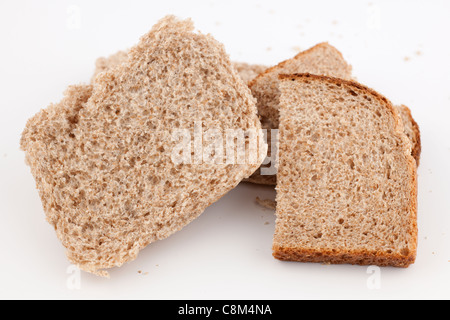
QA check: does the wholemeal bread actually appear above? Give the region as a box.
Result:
[92,50,268,85]
[245,103,421,186]
[245,44,421,186]
[273,74,418,267]
[244,44,352,185]
[91,46,422,174]
[21,16,266,276]
[249,43,353,128]
[397,104,421,165]
[232,62,268,84]
[91,50,128,82]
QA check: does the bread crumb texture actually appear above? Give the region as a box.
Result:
[245,44,420,186]
[21,16,265,276]
[249,43,353,128]
[273,74,418,267]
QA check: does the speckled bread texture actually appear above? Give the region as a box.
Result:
[273,74,418,267]
[245,44,421,186]
[397,105,421,165]
[245,104,421,187]
[21,16,266,277]
[92,50,267,85]
[249,43,353,129]
[92,51,275,185]
[91,50,128,82]
[232,62,268,84]
[244,43,352,185]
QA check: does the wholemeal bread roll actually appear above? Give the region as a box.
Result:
[21,16,266,277]
[273,74,417,267]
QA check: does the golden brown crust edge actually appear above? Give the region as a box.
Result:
[274,73,418,268]
[272,246,415,268]
[248,42,346,89]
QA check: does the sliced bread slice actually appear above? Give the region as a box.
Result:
[21,16,265,276]
[245,44,420,186]
[245,103,421,186]
[273,74,418,267]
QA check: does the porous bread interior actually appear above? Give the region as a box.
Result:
[91,50,128,82]
[90,51,278,185]
[21,16,266,276]
[232,62,268,84]
[92,50,267,86]
[246,103,421,186]
[273,74,417,267]
[249,43,353,128]
[397,105,421,165]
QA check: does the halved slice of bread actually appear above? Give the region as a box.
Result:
[273,74,418,267]
[21,16,266,277]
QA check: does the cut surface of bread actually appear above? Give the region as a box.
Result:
[273,74,418,267]
[244,43,352,185]
[232,62,268,84]
[92,51,268,85]
[91,50,128,82]
[245,104,421,186]
[249,42,353,128]
[397,104,421,165]
[245,43,421,185]
[21,16,265,276]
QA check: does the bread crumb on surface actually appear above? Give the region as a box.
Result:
[264,221,270,225]
[255,197,276,210]
[415,50,422,56]
[404,56,411,62]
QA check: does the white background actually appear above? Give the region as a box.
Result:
[0,0,449,300]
